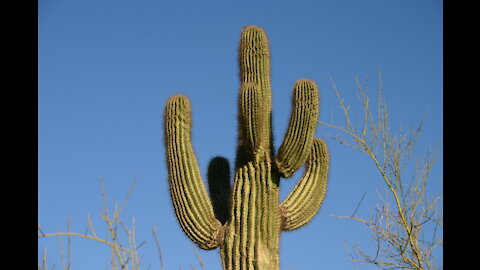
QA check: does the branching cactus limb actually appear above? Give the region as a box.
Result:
[164,95,223,250]
[276,79,320,178]
[163,25,331,269]
[280,138,330,231]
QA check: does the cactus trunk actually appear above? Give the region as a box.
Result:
[163,25,330,269]
[221,159,280,269]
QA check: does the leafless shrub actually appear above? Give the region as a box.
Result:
[38,178,144,270]
[321,72,442,269]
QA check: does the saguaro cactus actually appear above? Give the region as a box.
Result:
[163,25,330,269]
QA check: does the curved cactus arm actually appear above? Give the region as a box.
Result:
[207,156,232,225]
[279,138,329,231]
[164,95,223,250]
[275,79,319,178]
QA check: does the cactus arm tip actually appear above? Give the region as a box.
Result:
[275,79,320,178]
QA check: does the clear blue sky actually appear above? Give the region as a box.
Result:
[38,0,443,269]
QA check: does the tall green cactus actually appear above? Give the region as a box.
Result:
[163,25,330,269]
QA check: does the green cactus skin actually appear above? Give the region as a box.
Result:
[163,25,330,269]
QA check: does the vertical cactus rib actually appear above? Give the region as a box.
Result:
[164,95,222,250]
[276,79,319,178]
[279,138,330,231]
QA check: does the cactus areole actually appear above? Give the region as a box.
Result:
[163,26,330,269]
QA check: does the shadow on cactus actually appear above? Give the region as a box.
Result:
[163,25,330,270]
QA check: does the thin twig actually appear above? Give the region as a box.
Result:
[192,245,205,270]
[351,192,367,218]
[152,226,165,270]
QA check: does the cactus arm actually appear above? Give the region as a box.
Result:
[275,79,319,178]
[239,83,267,154]
[207,156,232,225]
[164,95,222,250]
[279,138,329,231]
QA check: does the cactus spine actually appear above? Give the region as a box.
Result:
[163,25,330,269]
